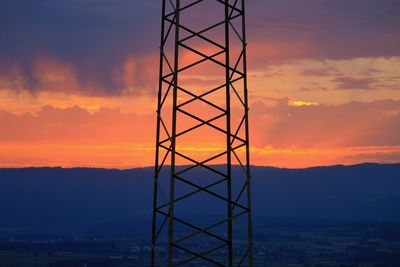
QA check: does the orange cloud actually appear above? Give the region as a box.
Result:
[250,99,400,149]
[0,99,399,168]
[0,106,154,143]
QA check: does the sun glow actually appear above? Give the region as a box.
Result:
[288,99,319,107]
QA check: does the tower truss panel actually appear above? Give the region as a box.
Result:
[151,1,253,266]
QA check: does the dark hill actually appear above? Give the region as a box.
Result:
[0,163,399,232]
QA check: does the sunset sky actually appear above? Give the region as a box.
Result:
[1,0,399,168]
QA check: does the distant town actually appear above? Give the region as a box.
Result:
[1,222,400,267]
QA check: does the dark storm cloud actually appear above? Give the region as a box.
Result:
[247,0,400,60]
[0,0,160,95]
[0,0,399,95]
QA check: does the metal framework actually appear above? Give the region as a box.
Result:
[151,0,253,266]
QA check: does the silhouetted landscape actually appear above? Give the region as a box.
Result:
[0,163,399,266]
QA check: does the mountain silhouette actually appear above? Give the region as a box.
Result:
[0,163,399,233]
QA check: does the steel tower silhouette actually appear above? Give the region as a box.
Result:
[151,0,253,266]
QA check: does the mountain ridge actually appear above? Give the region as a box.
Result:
[2,162,399,171]
[0,163,399,232]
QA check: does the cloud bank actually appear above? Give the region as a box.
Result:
[1,0,399,96]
